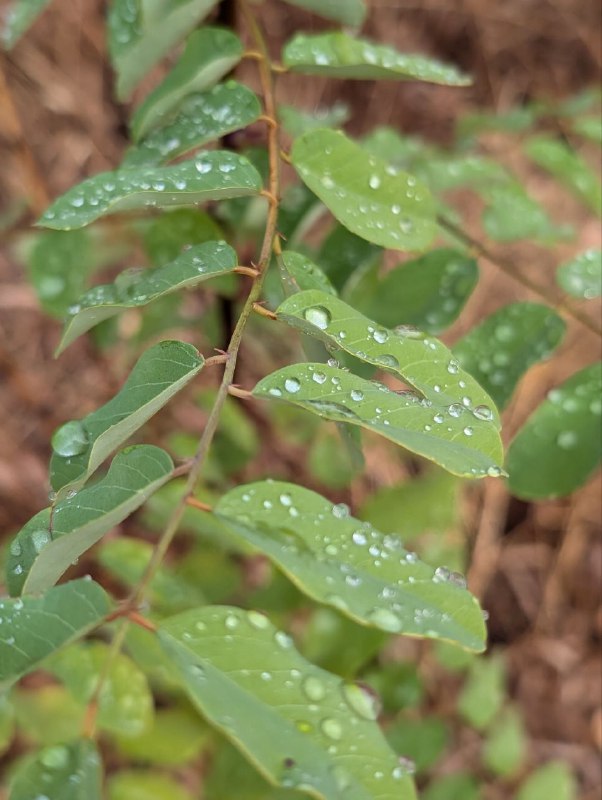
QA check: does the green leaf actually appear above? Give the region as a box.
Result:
[279,102,350,138]
[124,81,261,166]
[362,248,479,334]
[318,224,381,291]
[525,135,602,215]
[516,762,577,800]
[572,115,602,144]
[386,718,449,774]
[299,609,385,677]
[50,340,203,490]
[507,363,602,499]
[280,0,366,26]
[47,641,153,736]
[12,685,84,745]
[215,480,486,650]
[158,605,418,800]
[363,663,423,713]
[0,579,110,688]
[114,706,209,765]
[556,249,601,299]
[107,0,220,99]
[97,537,206,615]
[142,208,223,265]
[0,694,15,756]
[278,184,324,245]
[454,303,566,410]
[254,363,504,478]
[8,740,102,800]
[275,289,499,419]
[280,252,337,296]
[422,773,480,800]
[1,0,51,48]
[56,240,237,352]
[482,706,526,777]
[38,152,262,230]
[131,27,243,140]
[308,432,356,489]
[291,129,437,251]
[107,770,194,800]
[8,445,174,595]
[482,183,561,243]
[283,33,470,85]
[458,655,505,731]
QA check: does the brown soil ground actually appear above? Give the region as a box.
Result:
[0,1,600,798]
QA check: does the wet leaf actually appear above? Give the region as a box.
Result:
[0,579,110,688]
[12,685,84,745]
[107,770,195,800]
[50,341,203,490]
[386,717,449,774]
[47,642,153,736]
[38,152,262,230]
[1,0,51,48]
[8,739,102,800]
[482,183,561,242]
[131,27,243,140]
[107,0,220,99]
[516,762,577,800]
[142,208,223,265]
[318,224,382,291]
[279,102,350,138]
[124,82,261,166]
[454,303,566,410]
[280,0,366,26]
[8,446,174,595]
[254,363,504,478]
[283,32,470,85]
[215,480,486,650]
[292,129,436,251]
[280,252,337,295]
[556,249,601,299]
[56,240,237,352]
[114,706,209,766]
[507,363,602,498]
[276,289,499,418]
[158,605,417,800]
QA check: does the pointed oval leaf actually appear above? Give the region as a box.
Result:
[8,739,102,800]
[283,33,470,85]
[124,82,262,167]
[0,579,110,687]
[280,253,337,295]
[454,303,566,410]
[8,445,174,596]
[482,183,563,243]
[56,240,237,352]
[280,0,366,26]
[50,340,203,492]
[215,480,486,651]
[556,249,601,299]
[158,605,417,800]
[47,642,153,736]
[131,27,243,141]
[291,129,437,251]
[278,102,350,138]
[113,707,209,766]
[276,288,498,419]
[507,363,602,499]
[253,363,504,478]
[516,762,577,800]
[1,0,52,49]
[318,223,382,291]
[108,0,220,99]
[38,153,262,230]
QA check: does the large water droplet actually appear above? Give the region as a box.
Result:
[368,608,402,632]
[304,306,331,331]
[51,420,89,457]
[557,430,577,449]
[342,683,381,720]
[320,717,343,740]
[372,329,389,344]
[247,611,270,629]
[332,503,349,519]
[40,745,69,770]
[473,404,494,422]
[350,389,364,402]
[302,676,326,702]
[284,377,301,393]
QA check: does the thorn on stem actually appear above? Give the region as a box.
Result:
[235,265,261,278]
[252,302,277,320]
[186,496,214,513]
[227,385,254,400]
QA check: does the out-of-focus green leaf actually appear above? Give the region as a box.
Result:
[114,706,210,765]
[433,640,475,673]
[197,388,260,477]
[38,152,262,230]
[56,240,237,352]
[363,249,478,334]
[1,0,51,48]
[0,694,15,756]
[308,431,357,489]
[458,655,505,731]
[507,363,602,499]
[124,82,261,166]
[516,762,577,800]
[107,0,219,99]
[482,184,563,242]
[254,363,504,479]
[280,0,366,25]
[280,252,337,296]
[8,740,102,800]
[556,249,601,299]
[292,129,436,251]
[50,341,203,491]
[457,106,539,139]
[131,27,243,140]
[386,717,449,774]
[12,685,84,745]
[47,641,153,736]
[279,102,350,138]
[8,446,174,595]
[277,289,498,420]
[158,606,417,800]
[142,208,223,266]
[215,480,487,650]
[423,773,480,800]
[283,33,470,85]
[571,115,602,143]
[482,706,526,777]
[454,303,566,410]
[278,184,323,245]
[318,224,382,291]
[107,770,194,800]
[0,578,110,688]
[363,663,424,713]
[525,134,602,214]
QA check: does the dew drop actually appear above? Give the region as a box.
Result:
[279,493,293,506]
[40,745,69,770]
[350,389,364,402]
[368,608,402,632]
[302,676,326,702]
[320,718,343,740]
[247,611,270,629]
[342,683,380,721]
[372,329,389,344]
[332,503,349,519]
[557,430,578,449]
[51,420,89,457]
[284,377,301,393]
[304,306,331,330]
[463,426,474,436]
[448,403,463,418]
[473,404,494,421]
[312,371,327,385]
